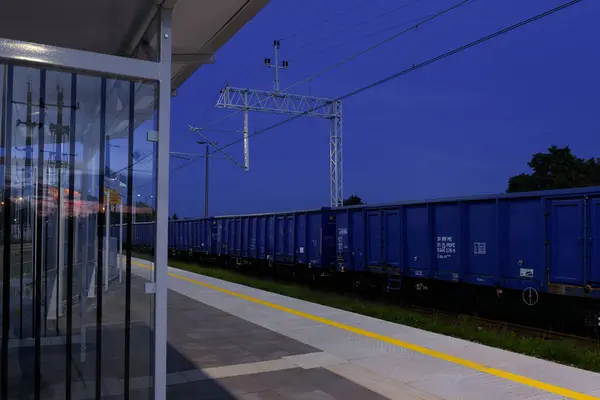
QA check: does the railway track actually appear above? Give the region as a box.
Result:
[140,252,600,346]
[406,304,600,345]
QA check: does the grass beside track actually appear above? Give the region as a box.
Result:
[135,254,600,373]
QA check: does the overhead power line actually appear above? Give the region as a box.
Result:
[184,0,471,143]
[283,0,470,94]
[290,0,424,56]
[207,0,584,156]
[282,0,373,42]
[297,0,483,62]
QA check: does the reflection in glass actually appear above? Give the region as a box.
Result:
[0,63,158,399]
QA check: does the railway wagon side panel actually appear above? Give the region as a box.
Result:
[195,219,203,251]
[267,215,275,262]
[169,220,176,249]
[247,216,257,259]
[362,208,401,271]
[548,199,584,286]
[500,198,545,291]
[188,220,196,251]
[208,219,218,254]
[350,209,365,272]
[198,219,212,254]
[173,220,182,250]
[306,212,323,267]
[226,218,239,257]
[295,213,307,265]
[176,220,184,250]
[146,223,155,247]
[236,217,243,257]
[257,216,267,260]
[405,205,430,279]
[227,218,237,257]
[285,215,295,262]
[383,209,401,269]
[134,223,153,247]
[366,211,382,267]
[193,219,201,250]
[186,220,193,250]
[275,216,285,262]
[224,218,231,256]
[322,211,337,269]
[242,217,249,258]
[168,220,175,250]
[216,218,225,255]
[181,220,192,251]
[464,201,498,287]
[274,214,295,263]
[432,203,462,282]
[179,220,190,251]
[334,210,351,272]
[590,198,600,286]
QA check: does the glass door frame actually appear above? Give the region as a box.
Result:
[0,7,171,400]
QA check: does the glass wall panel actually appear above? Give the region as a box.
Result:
[0,62,157,400]
[0,62,5,399]
[129,81,157,398]
[10,65,42,399]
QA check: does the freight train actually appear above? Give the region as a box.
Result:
[127,186,600,332]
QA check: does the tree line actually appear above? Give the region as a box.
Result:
[346,145,599,204]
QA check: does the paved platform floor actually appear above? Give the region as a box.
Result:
[132,258,600,400]
[6,269,390,399]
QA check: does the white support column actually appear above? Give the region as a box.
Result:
[243,101,249,171]
[104,195,110,292]
[48,173,66,320]
[119,197,123,284]
[329,101,343,208]
[155,7,172,400]
[81,173,89,362]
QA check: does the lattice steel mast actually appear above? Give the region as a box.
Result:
[215,40,344,207]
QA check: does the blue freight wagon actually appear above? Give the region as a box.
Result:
[132,222,154,251]
[209,208,337,270]
[128,187,600,330]
[334,186,600,303]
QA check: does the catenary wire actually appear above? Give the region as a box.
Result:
[296,0,484,62]
[123,0,587,198]
[173,1,372,135]
[207,0,584,157]
[182,0,473,150]
[289,0,424,57]
[278,0,471,94]
[282,0,374,42]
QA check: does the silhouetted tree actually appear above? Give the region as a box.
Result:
[507,145,600,193]
[172,213,179,220]
[343,194,365,206]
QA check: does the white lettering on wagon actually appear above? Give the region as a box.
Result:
[437,236,456,260]
[473,242,487,256]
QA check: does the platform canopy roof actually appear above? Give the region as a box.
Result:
[0,0,270,90]
[0,0,270,146]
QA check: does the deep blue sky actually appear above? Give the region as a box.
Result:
[165,0,599,218]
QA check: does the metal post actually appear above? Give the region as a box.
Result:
[243,91,249,172]
[80,164,89,363]
[119,197,123,283]
[57,176,66,318]
[273,40,279,92]
[104,194,109,292]
[329,102,343,207]
[155,7,173,400]
[204,145,209,218]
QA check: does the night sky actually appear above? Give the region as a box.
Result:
[162,0,599,218]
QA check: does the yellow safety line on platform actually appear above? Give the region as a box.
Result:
[132,260,599,400]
